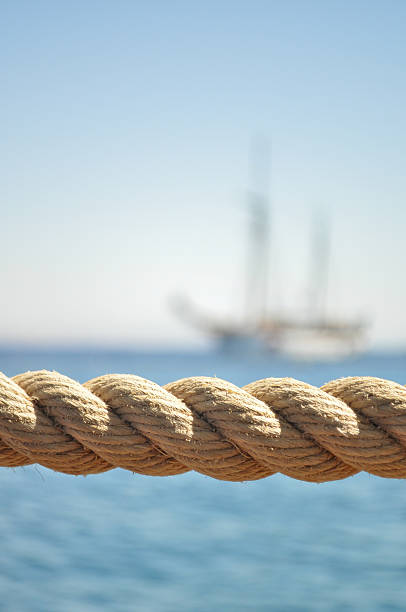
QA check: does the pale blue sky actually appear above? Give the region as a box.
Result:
[1,1,406,347]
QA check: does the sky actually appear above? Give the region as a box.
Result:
[1,0,406,348]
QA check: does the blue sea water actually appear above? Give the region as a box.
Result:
[0,349,406,612]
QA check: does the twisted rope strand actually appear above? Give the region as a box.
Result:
[1,370,406,482]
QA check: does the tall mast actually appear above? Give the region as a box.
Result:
[308,210,330,322]
[245,138,271,326]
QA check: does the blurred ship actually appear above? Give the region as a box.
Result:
[174,147,368,360]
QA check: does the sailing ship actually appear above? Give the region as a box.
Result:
[174,148,368,360]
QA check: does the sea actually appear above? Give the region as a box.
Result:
[0,348,406,612]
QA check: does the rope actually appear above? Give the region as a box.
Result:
[1,370,406,482]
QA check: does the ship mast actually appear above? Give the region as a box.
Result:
[308,211,330,323]
[245,139,271,327]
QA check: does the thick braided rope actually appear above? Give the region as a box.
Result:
[1,370,406,482]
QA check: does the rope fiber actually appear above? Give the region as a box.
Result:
[1,370,406,482]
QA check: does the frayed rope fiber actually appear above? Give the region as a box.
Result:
[1,370,406,482]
